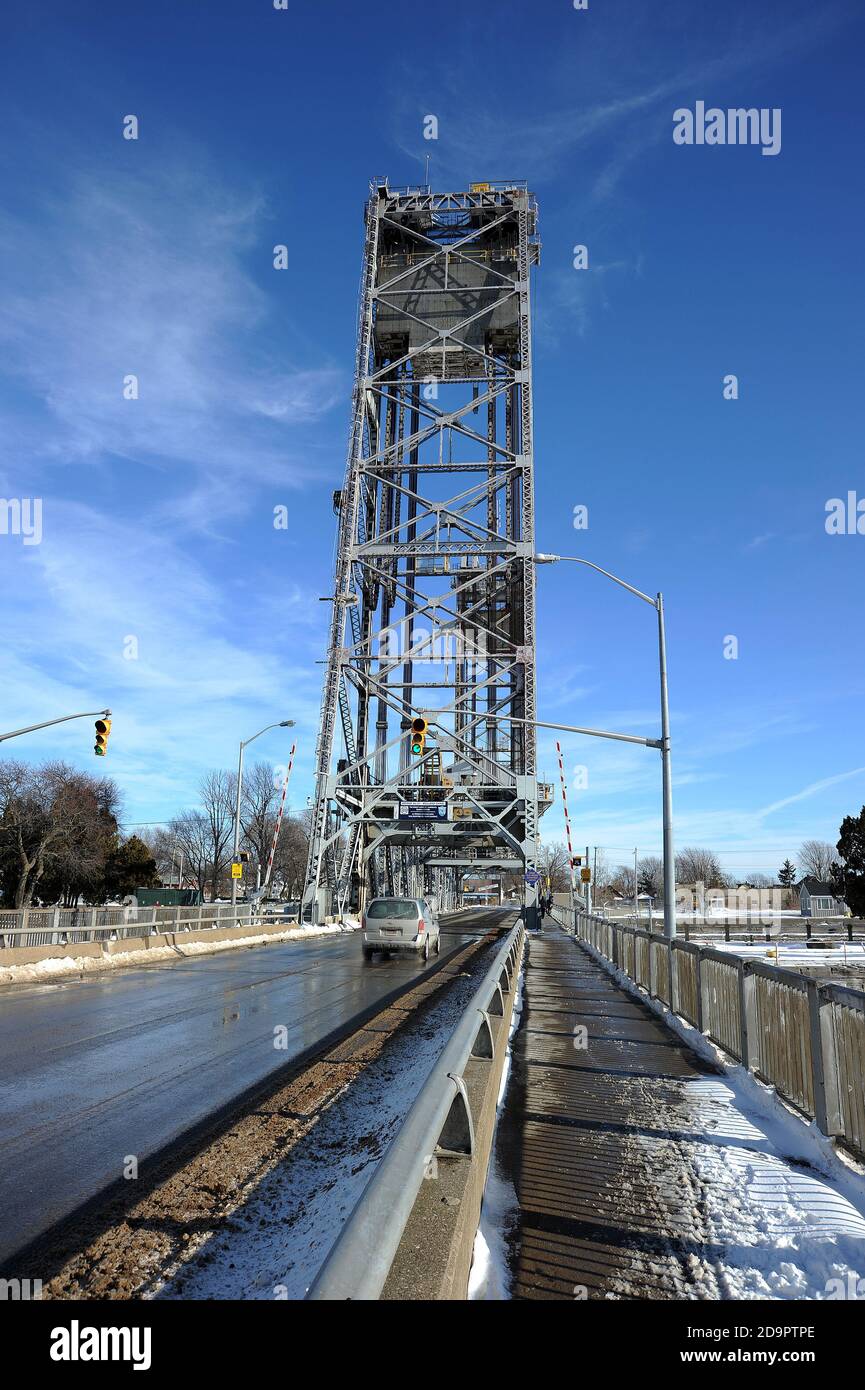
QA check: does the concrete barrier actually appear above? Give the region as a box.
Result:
[0,918,302,970]
[0,942,105,968]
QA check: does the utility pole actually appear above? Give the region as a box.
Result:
[657,592,676,938]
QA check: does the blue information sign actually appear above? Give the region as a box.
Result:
[398,802,447,820]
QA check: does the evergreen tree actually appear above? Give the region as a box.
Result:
[99,835,159,901]
[778,859,797,888]
[836,807,865,917]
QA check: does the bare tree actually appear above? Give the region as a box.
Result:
[798,839,839,882]
[199,771,234,900]
[637,855,664,899]
[0,760,121,907]
[37,773,121,905]
[591,848,612,897]
[271,815,309,899]
[538,842,571,893]
[675,847,724,887]
[240,760,280,878]
[610,864,636,900]
[140,826,179,885]
[169,811,211,898]
[747,872,775,888]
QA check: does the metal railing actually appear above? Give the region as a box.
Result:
[579,905,865,943]
[0,903,255,949]
[555,906,865,1160]
[307,920,524,1299]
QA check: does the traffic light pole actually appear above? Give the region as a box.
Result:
[0,709,111,743]
[230,740,245,911]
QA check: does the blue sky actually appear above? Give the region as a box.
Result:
[1,0,863,878]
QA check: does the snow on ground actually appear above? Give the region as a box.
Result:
[578,935,865,1300]
[467,1156,519,1301]
[693,939,865,969]
[468,959,524,1301]
[0,921,360,986]
[152,962,491,1300]
[675,910,804,921]
[608,910,807,923]
[671,1082,865,1299]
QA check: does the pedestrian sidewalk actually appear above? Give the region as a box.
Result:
[488,927,865,1300]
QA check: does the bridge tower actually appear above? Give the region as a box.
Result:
[303,180,550,924]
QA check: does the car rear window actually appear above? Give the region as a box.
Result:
[367,899,418,920]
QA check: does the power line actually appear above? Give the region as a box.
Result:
[118,820,173,827]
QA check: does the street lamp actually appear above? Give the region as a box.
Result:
[231,720,295,909]
[534,553,676,939]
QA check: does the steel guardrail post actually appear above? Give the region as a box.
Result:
[694,947,704,1032]
[816,985,843,1137]
[738,958,754,1069]
[669,938,677,1015]
[806,977,830,1134]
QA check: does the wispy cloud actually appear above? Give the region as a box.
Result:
[391,2,848,195]
[0,501,326,819]
[744,532,776,551]
[0,156,342,529]
[759,767,865,820]
[0,144,345,822]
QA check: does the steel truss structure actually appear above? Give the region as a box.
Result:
[303,181,551,923]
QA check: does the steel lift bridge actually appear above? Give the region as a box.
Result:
[303,180,552,926]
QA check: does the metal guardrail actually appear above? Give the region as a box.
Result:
[307,920,524,1300]
[580,908,865,943]
[555,907,865,1160]
[0,903,256,949]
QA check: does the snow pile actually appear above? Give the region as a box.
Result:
[469,951,525,1300]
[467,1158,520,1301]
[676,1087,865,1299]
[0,921,360,986]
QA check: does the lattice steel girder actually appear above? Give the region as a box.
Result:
[303,180,542,923]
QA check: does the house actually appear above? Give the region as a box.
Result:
[799,877,847,918]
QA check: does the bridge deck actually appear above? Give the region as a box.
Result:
[493,926,865,1300]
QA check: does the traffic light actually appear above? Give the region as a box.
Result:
[410,717,427,757]
[94,717,112,757]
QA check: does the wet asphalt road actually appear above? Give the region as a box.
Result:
[0,908,516,1264]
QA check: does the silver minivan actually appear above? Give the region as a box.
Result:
[362,896,441,962]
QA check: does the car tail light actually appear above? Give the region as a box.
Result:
[417,918,425,933]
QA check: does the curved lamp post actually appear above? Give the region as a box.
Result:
[231,719,295,908]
